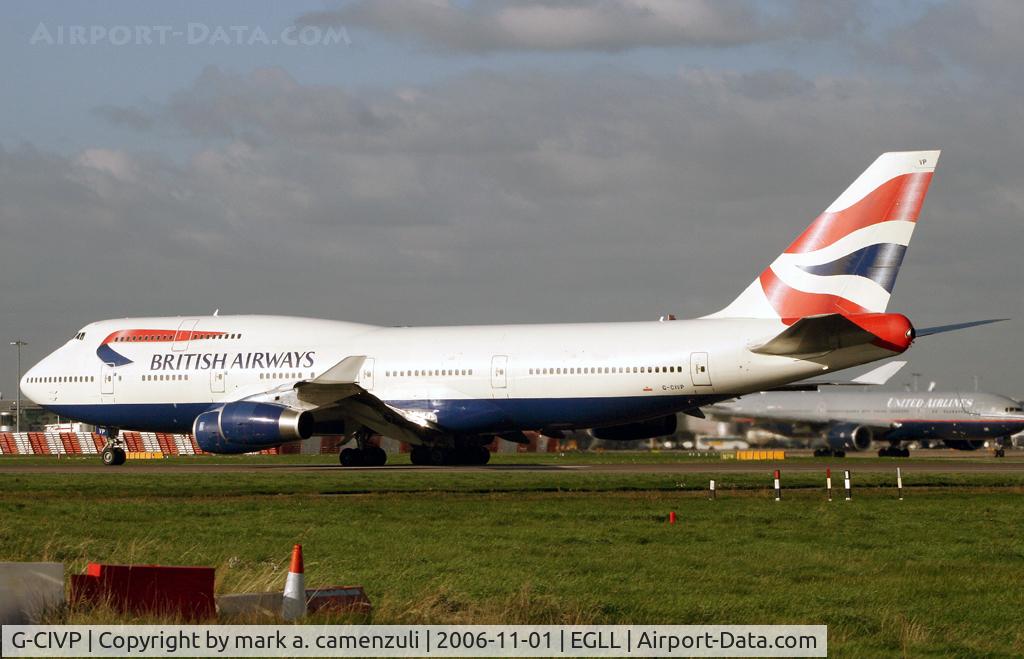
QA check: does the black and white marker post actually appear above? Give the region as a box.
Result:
[897,467,903,500]
[709,479,716,500]
[826,467,832,502]
[774,469,781,501]
[844,470,852,501]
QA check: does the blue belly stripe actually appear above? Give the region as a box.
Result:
[43,395,721,435]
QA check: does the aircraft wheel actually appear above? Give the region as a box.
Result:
[340,447,363,467]
[900,448,910,458]
[367,446,387,466]
[429,447,450,466]
[476,446,491,465]
[877,448,888,457]
[834,450,846,458]
[410,446,430,465]
[813,448,827,457]
[102,447,119,466]
[995,448,1006,458]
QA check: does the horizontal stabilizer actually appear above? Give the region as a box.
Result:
[915,318,1008,337]
[751,314,875,356]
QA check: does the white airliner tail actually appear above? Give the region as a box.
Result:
[709,150,940,320]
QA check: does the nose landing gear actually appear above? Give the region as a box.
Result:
[100,430,126,466]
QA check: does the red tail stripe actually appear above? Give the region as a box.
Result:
[785,172,932,254]
[760,268,870,323]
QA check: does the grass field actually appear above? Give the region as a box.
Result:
[2,455,1024,656]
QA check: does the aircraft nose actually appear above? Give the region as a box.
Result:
[20,360,44,404]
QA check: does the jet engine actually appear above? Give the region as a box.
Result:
[192,401,314,454]
[591,415,677,441]
[826,423,873,452]
[945,439,984,451]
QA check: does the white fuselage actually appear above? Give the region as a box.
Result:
[20,314,899,435]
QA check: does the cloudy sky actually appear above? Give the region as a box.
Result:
[2,0,1022,398]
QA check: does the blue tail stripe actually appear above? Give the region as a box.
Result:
[798,243,907,292]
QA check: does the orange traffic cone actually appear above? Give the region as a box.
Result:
[281,544,306,620]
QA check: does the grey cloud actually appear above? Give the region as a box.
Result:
[298,0,853,53]
[92,105,155,132]
[863,0,1024,78]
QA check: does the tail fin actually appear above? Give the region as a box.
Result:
[708,150,940,320]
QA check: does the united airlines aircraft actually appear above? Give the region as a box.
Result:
[20,150,989,466]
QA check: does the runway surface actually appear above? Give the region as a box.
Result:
[3,455,1023,474]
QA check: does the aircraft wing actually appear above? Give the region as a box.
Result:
[294,355,445,445]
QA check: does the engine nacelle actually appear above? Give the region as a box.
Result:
[826,423,873,452]
[591,415,677,442]
[193,402,314,454]
[945,439,984,451]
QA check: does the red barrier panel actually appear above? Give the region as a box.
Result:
[319,436,344,454]
[91,434,107,452]
[71,563,215,620]
[0,433,16,455]
[122,432,144,452]
[278,441,301,454]
[28,433,49,455]
[189,436,206,455]
[156,433,177,455]
[60,432,83,455]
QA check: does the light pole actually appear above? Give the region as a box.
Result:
[10,340,27,434]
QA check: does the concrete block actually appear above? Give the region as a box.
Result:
[216,591,282,617]
[0,562,65,623]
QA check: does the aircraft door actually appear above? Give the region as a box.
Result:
[690,352,712,386]
[359,358,375,391]
[210,370,226,394]
[491,355,509,397]
[100,363,115,395]
[173,319,199,351]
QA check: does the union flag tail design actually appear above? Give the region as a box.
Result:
[709,150,939,321]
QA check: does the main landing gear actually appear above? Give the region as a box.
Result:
[409,444,491,466]
[994,437,1009,458]
[813,448,846,458]
[878,442,910,458]
[338,428,387,467]
[100,430,126,466]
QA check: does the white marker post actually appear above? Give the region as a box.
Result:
[826,467,832,502]
[897,467,903,500]
[709,479,716,500]
[774,470,781,501]
[844,470,852,501]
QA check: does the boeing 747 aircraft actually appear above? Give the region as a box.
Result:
[20,150,991,466]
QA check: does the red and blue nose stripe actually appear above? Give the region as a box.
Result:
[96,329,226,366]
